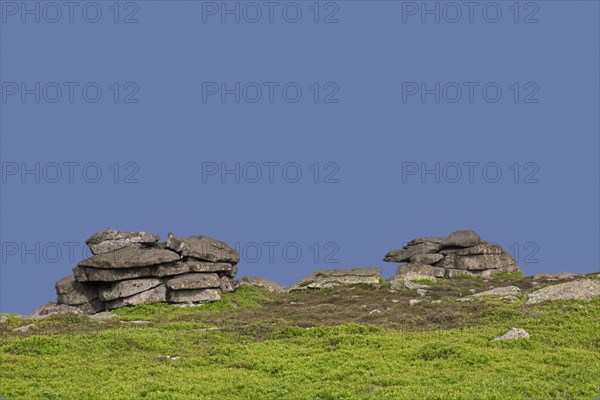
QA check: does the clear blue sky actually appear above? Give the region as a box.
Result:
[1,1,599,314]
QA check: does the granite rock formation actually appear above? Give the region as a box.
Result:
[55,229,238,313]
[385,230,522,280]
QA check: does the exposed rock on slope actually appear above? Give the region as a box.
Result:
[289,268,382,291]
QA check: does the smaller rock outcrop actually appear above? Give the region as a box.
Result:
[384,230,521,279]
[471,286,521,297]
[289,268,381,291]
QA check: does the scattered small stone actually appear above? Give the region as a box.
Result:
[409,299,422,306]
[391,299,400,303]
[499,295,520,303]
[491,328,530,342]
[13,324,37,333]
[176,303,205,308]
[457,298,474,302]
[0,315,7,324]
[289,302,304,305]
[388,290,397,294]
[431,300,442,303]
[198,327,220,332]
[158,355,180,361]
[532,282,539,286]
[471,286,521,297]
[416,289,427,297]
[468,289,476,293]
[351,295,360,298]
[369,309,382,315]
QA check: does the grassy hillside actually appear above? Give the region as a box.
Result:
[1,275,599,399]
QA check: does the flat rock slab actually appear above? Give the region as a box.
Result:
[78,246,180,269]
[291,268,382,290]
[167,233,239,264]
[98,278,163,302]
[105,285,167,309]
[471,286,521,297]
[86,229,160,254]
[74,260,234,282]
[166,273,220,290]
[237,276,287,293]
[526,279,600,305]
[167,288,221,303]
[443,253,519,272]
[409,253,444,265]
[30,302,85,319]
[454,244,504,256]
[55,275,100,305]
[384,243,441,263]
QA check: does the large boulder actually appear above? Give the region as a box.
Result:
[167,233,239,264]
[393,263,445,281]
[98,278,163,302]
[526,279,600,305]
[55,275,100,305]
[290,268,382,291]
[78,246,180,269]
[30,302,85,319]
[73,265,156,282]
[85,229,160,254]
[166,273,220,290]
[237,276,287,293]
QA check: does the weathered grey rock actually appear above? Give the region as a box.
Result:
[404,281,431,290]
[491,328,530,342]
[74,265,155,282]
[526,279,600,305]
[30,302,84,319]
[167,288,221,303]
[416,289,427,297]
[441,230,484,248]
[88,311,117,320]
[0,315,7,324]
[105,285,166,309]
[237,276,287,293]
[289,268,382,291]
[384,243,441,263]
[453,253,518,271]
[409,299,422,305]
[167,233,239,264]
[13,324,37,333]
[394,263,445,280]
[79,246,180,269]
[409,253,444,265]
[471,286,521,297]
[407,237,446,246]
[86,229,160,254]
[74,260,234,282]
[55,275,100,305]
[454,243,504,256]
[166,273,220,290]
[219,276,235,292]
[98,278,163,302]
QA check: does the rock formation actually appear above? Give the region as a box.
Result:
[384,230,522,280]
[54,229,238,313]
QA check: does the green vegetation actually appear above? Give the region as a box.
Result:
[490,272,526,280]
[1,279,599,399]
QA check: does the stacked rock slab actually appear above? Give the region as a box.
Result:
[56,229,239,313]
[384,230,522,280]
